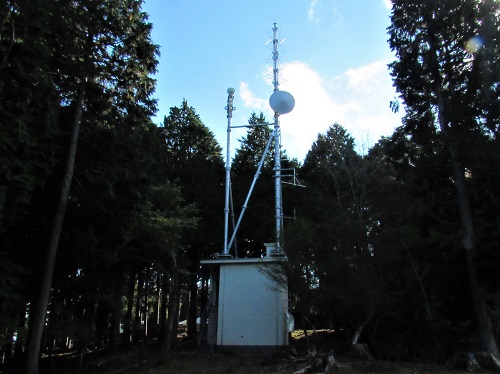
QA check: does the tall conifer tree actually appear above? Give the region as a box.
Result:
[388,0,500,364]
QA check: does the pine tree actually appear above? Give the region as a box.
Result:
[388,0,500,364]
[161,100,223,339]
[14,1,160,372]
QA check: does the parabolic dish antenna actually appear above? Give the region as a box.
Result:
[269,90,295,115]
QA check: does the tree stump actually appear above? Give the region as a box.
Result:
[349,344,374,360]
[324,353,340,373]
[476,351,500,371]
[446,352,482,372]
[292,352,340,374]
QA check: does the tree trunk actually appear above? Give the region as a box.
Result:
[94,299,109,349]
[143,267,150,341]
[438,103,500,368]
[24,83,86,374]
[109,273,123,354]
[448,141,500,363]
[109,304,121,354]
[122,270,136,347]
[350,309,375,360]
[153,272,161,336]
[133,268,144,344]
[423,18,500,364]
[187,271,198,339]
[158,274,168,345]
[2,329,14,369]
[159,260,179,364]
[351,309,373,346]
[400,236,438,354]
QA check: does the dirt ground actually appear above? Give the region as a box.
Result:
[35,330,497,374]
[80,332,498,374]
[83,350,494,374]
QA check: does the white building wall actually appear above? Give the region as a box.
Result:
[216,261,287,347]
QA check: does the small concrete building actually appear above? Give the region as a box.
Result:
[200,245,291,353]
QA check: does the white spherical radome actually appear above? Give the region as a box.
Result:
[269,90,295,115]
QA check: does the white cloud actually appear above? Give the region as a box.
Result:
[275,61,347,160]
[344,60,387,92]
[382,0,392,10]
[239,82,268,112]
[308,0,320,20]
[334,61,402,147]
[239,60,403,161]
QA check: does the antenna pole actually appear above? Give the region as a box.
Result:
[223,88,235,255]
[272,22,283,253]
[226,129,275,252]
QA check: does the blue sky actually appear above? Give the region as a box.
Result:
[142,0,403,161]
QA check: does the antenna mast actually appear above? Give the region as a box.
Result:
[272,23,280,93]
[223,88,235,255]
[221,23,294,257]
[272,22,283,253]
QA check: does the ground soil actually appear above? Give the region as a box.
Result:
[83,351,492,374]
[28,330,498,374]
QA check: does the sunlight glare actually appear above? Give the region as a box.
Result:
[464,36,484,53]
